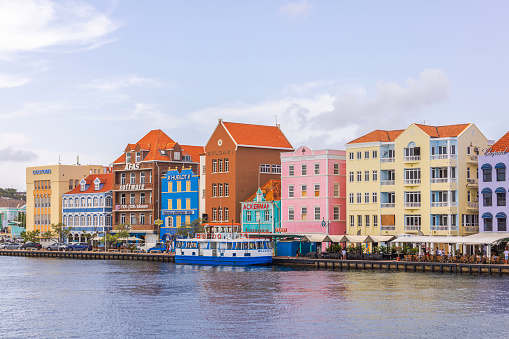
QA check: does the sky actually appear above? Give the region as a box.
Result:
[1,0,509,191]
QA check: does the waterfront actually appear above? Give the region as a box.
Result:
[1,257,508,338]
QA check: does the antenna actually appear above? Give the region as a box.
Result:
[275,115,277,126]
[58,155,61,165]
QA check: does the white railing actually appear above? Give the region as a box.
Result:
[381,225,395,231]
[381,203,395,208]
[431,202,458,208]
[462,222,479,227]
[404,179,421,185]
[467,179,478,186]
[464,226,479,233]
[381,157,395,163]
[431,154,457,160]
[431,225,458,231]
[403,156,420,162]
[467,155,478,162]
[404,202,421,208]
[467,202,479,208]
[404,225,421,231]
[381,180,395,185]
[430,178,457,184]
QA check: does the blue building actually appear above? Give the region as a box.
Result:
[241,180,282,234]
[160,167,200,242]
[62,173,113,241]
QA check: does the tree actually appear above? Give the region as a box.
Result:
[51,222,73,245]
[176,218,204,239]
[101,223,130,250]
[20,229,40,243]
[41,230,54,240]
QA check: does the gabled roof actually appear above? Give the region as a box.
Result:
[180,145,205,163]
[489,131,509,152]
[222,121,293,149]
[414,123,471,138]
[347,129,404,144]
[0,198,25,208]
[245,179,281,202]
[114,130,178,163]
[64,173,113,194]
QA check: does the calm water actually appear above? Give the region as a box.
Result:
[0,257,508,338]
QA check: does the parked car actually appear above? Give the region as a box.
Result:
[46,243,67,251]
[66,242,92,251]
[0,243,11,249]
[147,243,167,253]
[5,243,21,250]
[21,242,42,250]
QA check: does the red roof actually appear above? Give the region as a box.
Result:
[490,131,509,152]
[64,173,113,194]
[347,129,404,144]
[245,179,281,202]
[222,121,293,149]
[180,145,205,163]
[414,123,471,138]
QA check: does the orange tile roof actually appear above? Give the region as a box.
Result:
[114,130,176,163]
[64,173,113,194]
[489,131,509,152]
[347,130,404,144]
[245,179,281,202]
[180,145,205,163]
[222,121,293,149]
[414,123,471,138]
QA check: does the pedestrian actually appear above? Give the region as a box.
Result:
[341,248,347,260]
[504,248,509,265]
[296,248,300,258]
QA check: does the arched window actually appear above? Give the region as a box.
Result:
[88,198,92,207]
[74,215,78,227]
[80,215,85,227]
[63,198,68,208]
[87,215,92,226]
[81,198,85,207]
[100,215,104,226]
[106,196,112,207]
[100,197,104,207]
[93,215,98,226]
[93,197,98,207]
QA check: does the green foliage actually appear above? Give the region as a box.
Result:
[20,229,40,243]
[326,244,342,253]
[379,245,387,254]
[51,222,73,244]
[0,188,25,200]
[408,247,418,255]
[176,218,204,238]
[347,245,356,253]
[41,230,54,239]
[101,224,131,249]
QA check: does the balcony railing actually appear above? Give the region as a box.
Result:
[404,179,421,185]
[464,226,479,233]
[381,157,395,163]
[404,225,421,231]
[467,201,479,209]
[403,156,420,162]
[404,202,421,208]
[381,180,395,185]
[430,178,457,184]
[467,155,478,163]
[430,202,458,208]
[466,179,478,187]
[430,154,458,160]
[381,203,395,208]
[381,225,395,231]
[431,225,458,231]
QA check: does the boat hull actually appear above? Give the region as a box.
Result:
[175,255,272,266]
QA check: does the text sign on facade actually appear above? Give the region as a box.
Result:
[116,204,150,210]
[243,203,270,210]
[33,169,51,175]
[162,210,195,215]
[118,184,145,191]
[275,228,287,233]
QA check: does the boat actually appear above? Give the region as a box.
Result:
[175,224,273,266]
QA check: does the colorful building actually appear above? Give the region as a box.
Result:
[26,164,107,234]
[280,147,347,237]
[0,198,26,237]
[160,167,200,242]
[203,119,293,223]
[346,123,488,237]
[62,173,113,241]
[241,180,281,234]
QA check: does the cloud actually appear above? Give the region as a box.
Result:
[279,0,313,19]
[0,74,31,88]
[0,147,37,162]
[83,75,166,91]
[0,0,121,58]
[0,102,66,120]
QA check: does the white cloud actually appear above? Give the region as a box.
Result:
[279,0,313,19]
[0,74,31,88]
[0,0,121,58]
[83,75,166,91]
[0,132,32,147]
[0,101,66,120]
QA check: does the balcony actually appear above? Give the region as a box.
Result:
[381,157,395,163]
[404,202,421,208]
[404,225,421,231]
[381,180,395,185]
[466,155,478,163]
[430,154,458,160]
[467,201,479,209]
[431,225,458,231]
[466,179,478,187]
[430,202,458,208]
[381,203,395,208]
[404,179,421,186]
[114,203,154,211]
[430,178,457,184]
[463,223,479,233]
[403,156,420,163]
[381,225,395,231]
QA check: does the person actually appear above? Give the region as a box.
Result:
[504,248,509,265]
[295,248,300,258]
[436,247,439,256]
[341,248,347,260]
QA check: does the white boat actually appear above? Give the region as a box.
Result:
[175,224,273,266]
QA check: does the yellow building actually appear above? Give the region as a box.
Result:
[26,164,107,233]
[346,123,488,237]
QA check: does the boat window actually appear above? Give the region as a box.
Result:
[242,242,247,250]
[206,242,210,249]
[249,242,255,250]
[227,242,233,250]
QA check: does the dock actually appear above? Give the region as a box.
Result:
[0,249,175,262]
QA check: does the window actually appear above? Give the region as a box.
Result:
[224,159,229,172]
[314,163,320,175]
[497,167,506,181]
[218,183,223,197]
[405,215,421,228]
[372,150,378,159]
[350,215,355,227]
[357,171,362,182]
[140,192,146,204]
[218,159,223,172]
[255,211,260,222]
[126,152,131,163]
[483,192,492,207]
[349,172,354,182]
[483,168,492,182]
[372,170,378,181]
[218,208,223,222]
[260,164,271,173]
[69,180,73,190]
[130,172,136,184]
[80,181,85,191]
[212,208,217,222]
[129,193,135,204]
[301,207,307,220]
[358,215,362,227]
[212,160,217,173]
[349,193,354,204]
[264,210,270,222]
[224,183,229,197]
[202,165,206,175]
[364,151,369,159]
[373,215,378,227]
[314,206,320,220]
[106,215,112,226]
[497,192,506,206]
[498,217,506,232]
[365,193,369,203]
[120,173,126,185]
[365,215,370,227]
[314,184,320,197]
[485,218,493,232]
[372,192,378,203]
[106,197,112,207]
[357,152,361,160]
[272,165,281,174]
[301,185,307,197]
[467,167,470,179]
[136,152,141,162]
[357,193,362,204]
[301,164,307,175]
[202,189,206,198]
[186,181,191,192]
[349,152,354,160]
[334,163,339,175]
[120,213,126,224]
[288,206,294,221]
[365,171,370,182]
[246,211,251,222]
[334,206,340,220]
[140,172,145,184]
[212,184,217,197]
[93,197,98,206]
[288,185,294,198]
[140,213,145,225]
[334,184,340,197]
[289,165,295,176]
[224,208,229,222]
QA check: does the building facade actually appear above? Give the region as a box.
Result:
[280,147,347,235]
[346,123,488,237]
[0,198,26,237]
[160,167,200,241]
[203,119,293,223]
[241,180,281,234]
[111,130,201,239]
[26,164,107,233]
[62,173,113,240]
[479,132,509,232]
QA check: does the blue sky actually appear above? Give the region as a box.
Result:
[1,0,509,190]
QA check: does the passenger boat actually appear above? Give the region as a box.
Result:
[175,224,273,266]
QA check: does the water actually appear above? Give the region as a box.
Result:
[0,257,508,338]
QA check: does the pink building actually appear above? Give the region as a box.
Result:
[281,146,347,238]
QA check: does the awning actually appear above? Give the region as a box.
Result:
[481,187,492,194]
[496,212,507,219]
[324,235,347,242]
[482,212,493,218]
[117,236,143,242]
[302,234,328,242]
[345,235,373,243]
[370,235,396,243]
[495,187,506,194]
[481,163,492,170]
[460,232,509,245]
[393,235,463,244]
[495,162,506,169]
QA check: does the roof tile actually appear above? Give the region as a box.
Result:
[222,121,293,149]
